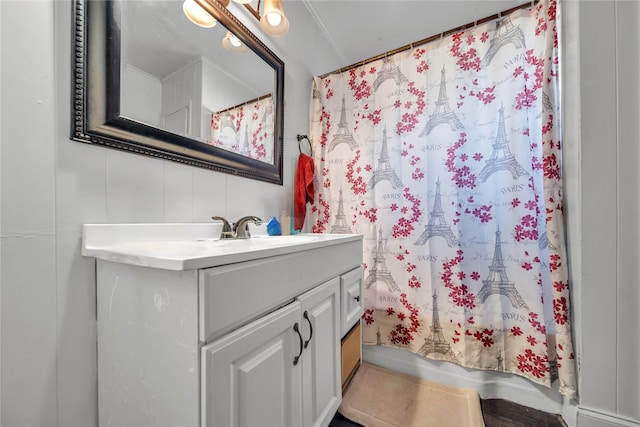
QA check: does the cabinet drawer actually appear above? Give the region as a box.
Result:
[199,239,362,343]
[341,322,361,392]
[340,266,363,337]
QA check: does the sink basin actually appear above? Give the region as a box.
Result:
[83,223,361,270]
[195,234,322,246]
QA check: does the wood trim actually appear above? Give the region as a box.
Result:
[341,322,361,392]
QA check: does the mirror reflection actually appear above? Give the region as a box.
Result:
[119,0,275,163]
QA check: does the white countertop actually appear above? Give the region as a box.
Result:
[82,223,362,271]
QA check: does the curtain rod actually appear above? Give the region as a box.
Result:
[319,0,539,79]
[212,93,272,115]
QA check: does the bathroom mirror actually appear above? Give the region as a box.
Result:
[71,0,284,184]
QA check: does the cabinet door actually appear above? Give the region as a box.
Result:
[297,277,342,427]
[340,266,364,336]
[201,301,303,427]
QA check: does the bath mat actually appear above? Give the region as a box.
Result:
[339,363,485,427]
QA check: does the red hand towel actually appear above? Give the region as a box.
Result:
[294,153,315,231]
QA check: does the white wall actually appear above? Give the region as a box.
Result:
[572,1,640,425]
[1,0,639,426]
[1,2,58,426]
[121,64,162,127]
[0,0,340,426]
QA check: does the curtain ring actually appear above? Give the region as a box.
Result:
[297,134,313,156]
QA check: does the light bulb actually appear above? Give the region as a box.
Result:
[266,12,282,27]
[260,0,289,36]
[183,0,216,28]
[222,31,249,54]
[229,35,242,48]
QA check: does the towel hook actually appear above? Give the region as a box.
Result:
[297,134,313,157]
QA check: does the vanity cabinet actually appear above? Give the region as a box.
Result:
[201,277,341,427]
[89,228,362,427]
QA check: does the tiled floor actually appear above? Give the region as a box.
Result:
[329,399,567,427]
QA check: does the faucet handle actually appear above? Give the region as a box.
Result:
[211,216,234,239]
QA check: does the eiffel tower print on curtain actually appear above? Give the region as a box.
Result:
[415,179,459,247]
[416,291,459,363]
[368,127,403,189]
[240,124,251,157]
[372,56,408,91]
[328,96,358,152]
[219,112,237,135]
[364,227,401,292]
[482,15,526,67]
[477,105,528,183]
[419,66,464,136]
[330,188,353,234]
[477,228,529,310]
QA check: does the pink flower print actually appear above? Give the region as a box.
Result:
[513,66,524,78]
[554,297,569,325]
[525,200,537,211]
[362,309,374,325]
[412,168,424,180]
[521,214,536,227]
[553,281,567,292]
[408,276,421,289]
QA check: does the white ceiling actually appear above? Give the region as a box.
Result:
[299,0,528,69]
[122,0,528,80]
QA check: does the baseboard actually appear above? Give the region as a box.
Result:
[363,345,577,425]
[577,407,640,427]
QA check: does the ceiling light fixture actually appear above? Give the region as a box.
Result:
[242,0,289,37]
[184,0,289,40]
[222,31,249,54]
[183,0,219,27]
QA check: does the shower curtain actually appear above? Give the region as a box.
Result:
[308,0,576,397]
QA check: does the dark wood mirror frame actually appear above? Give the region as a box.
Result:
[71,0,285,185]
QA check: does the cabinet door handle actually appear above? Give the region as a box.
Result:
[354,295,360,302]
[293,323,303,366]
[303,311,313,349]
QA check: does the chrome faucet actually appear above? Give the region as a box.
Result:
[211,216,235,239]
[211,215,262,239]
[233,216,262,239]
